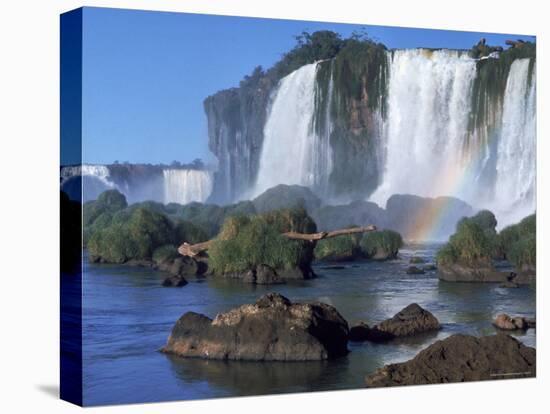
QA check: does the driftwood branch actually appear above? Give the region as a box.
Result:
[178,225,377,257]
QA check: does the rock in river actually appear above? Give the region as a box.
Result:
[350,304,440,342]
[406,266,425,275]
[365,334,536,387]
[493,314,536,331]
[376,303,440,338]
[162,275,188,287]
[162,293,349,361]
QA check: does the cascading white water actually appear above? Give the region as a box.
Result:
[370,49,478,204]
[369,50,536,229]
[60,164,117,201]
[493,59,536,225]
[163,169,213,204]
[253,62,333,197]
[60,164,115,188]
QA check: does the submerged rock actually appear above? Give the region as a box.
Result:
[162,275,188,287]
[409,257,425,264]
[493,314,536,331]
[365,334,536,387]
[349,323,370,341]
[162,293,349,361]
[228,264,313,285]
[423,264,437,271]
[499,281,519,288]
[406,266,425,275]
[348,323,393,343]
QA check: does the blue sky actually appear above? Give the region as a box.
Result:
[80,7,535,165]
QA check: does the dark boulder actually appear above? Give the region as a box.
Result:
[406,266,425,275]
[349,323,393,343]
[375,304,440,338]
[162,293,349,361]
[162,275,188,287]
[156,256,205,277]
[349,323,371,342]
[366,334,536,387]
[232,264,289,285]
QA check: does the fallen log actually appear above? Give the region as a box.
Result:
[177,225,377,257]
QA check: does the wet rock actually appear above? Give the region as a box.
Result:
[500,281,519,288]
[366,334,535,387]
[162,293,349,361]
[370,248,398,261]
[349,323,371,342]
[320,265,347,270]
[375,303,440,338]
[493,314,535,331]
[349,323,393,343]
[409,257,425,264]
[438,263,508,283]
[162,275,188,287]
[512,271,536,285]
[156,256,203,277]
[406,266,425,275]
[423,264,437,271]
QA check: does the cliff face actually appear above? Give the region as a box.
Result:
[204,33,536,218]
[205,36,389,204]
[204,73,276,203]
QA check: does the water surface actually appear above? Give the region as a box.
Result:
[82,244,536,405]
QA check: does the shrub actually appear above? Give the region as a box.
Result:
[437,218,494,266]
[152,244,179,265]
[459,210,497,236]
[314,234,362,261]
[174,220,208,245]
[88,206,175,263]
[497,213,536,268]
[84,189,127,223]
[360,230,403,259]
[508,234,536,269]
[208,208,315,274]
[177,201,257,238]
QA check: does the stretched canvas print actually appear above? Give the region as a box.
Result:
[60,6,537,406]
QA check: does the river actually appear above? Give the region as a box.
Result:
[81,243,536,405]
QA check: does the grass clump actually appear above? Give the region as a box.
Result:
[208,208,315,274]
[497,214,536,269]
[315,233,362,261]
[360,230,403,259]
[436,217,494,266]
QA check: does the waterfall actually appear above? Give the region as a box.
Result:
[369,49,536,229]
[370,49,478,204]
[60,164,114,188]
[60,164,116,202]
[162,169,213,204]
[252,62,333,197]
[493,59,536,225]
